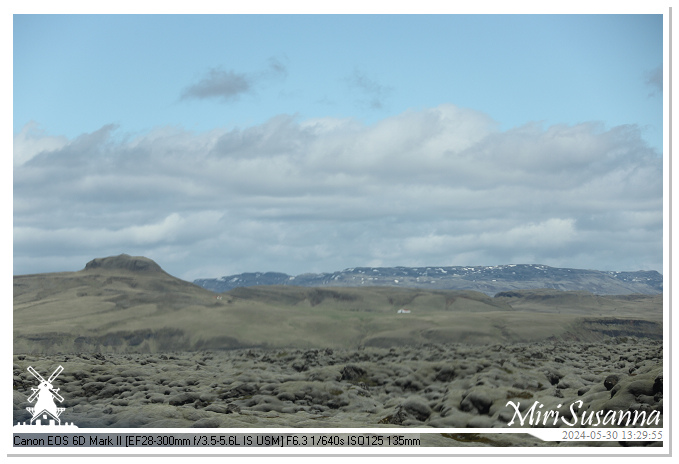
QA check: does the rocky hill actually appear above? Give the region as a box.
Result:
[194,264,662,296]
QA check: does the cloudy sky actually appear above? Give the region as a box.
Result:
[12,11,666,281]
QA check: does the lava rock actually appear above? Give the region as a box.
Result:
[340,365,367,382]
[604,374,619,391]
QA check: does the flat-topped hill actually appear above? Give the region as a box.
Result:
[83,254,165,274]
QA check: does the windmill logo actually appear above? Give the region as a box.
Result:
[15,365,78,428]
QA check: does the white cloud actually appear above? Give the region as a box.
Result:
[181,57,288,103]
[13,104,663,278]
[644,64,662,95]
[13,122,69,166]
[346,68,393,110]
[181,68,252,101]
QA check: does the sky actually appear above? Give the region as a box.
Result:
[12,11,667,282]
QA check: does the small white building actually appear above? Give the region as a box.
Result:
[397,308,411,314]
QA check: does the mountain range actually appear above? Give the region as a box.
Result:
[14,255,663,353]
[194,264,662,296]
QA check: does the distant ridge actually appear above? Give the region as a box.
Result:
[194,264,663,296]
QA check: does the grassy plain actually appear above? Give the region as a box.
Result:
[13,260,662,354]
